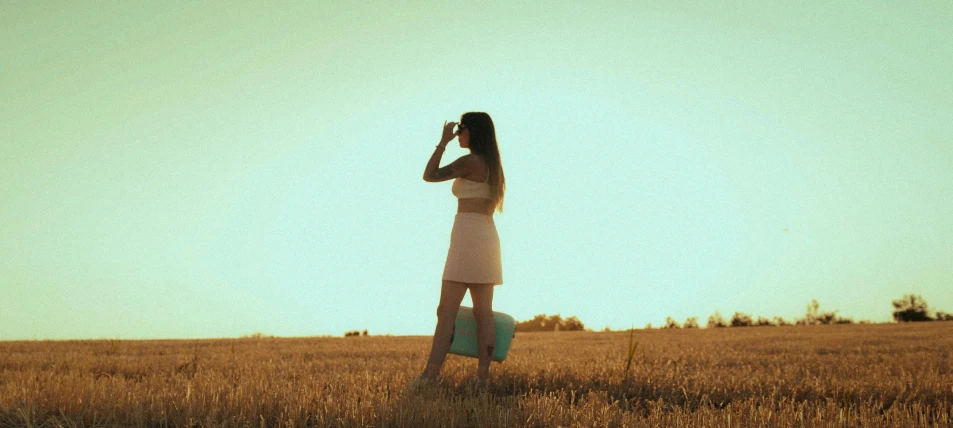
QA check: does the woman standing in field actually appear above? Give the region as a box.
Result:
[416,112,506,386]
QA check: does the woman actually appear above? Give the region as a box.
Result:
[416,112,506,385]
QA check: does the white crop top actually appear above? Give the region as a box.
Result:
[451,163,491,199]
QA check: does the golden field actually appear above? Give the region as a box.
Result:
[1,322,951,427]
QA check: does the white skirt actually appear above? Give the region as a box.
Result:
[442,213,503,285]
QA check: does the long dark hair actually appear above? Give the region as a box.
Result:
[461,112,505,213]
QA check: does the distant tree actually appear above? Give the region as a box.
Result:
[814,311,838,325]
[936,312,953,321]
[796,299,846,325]
[518,314,548,331]
[730,312,753,327]
[707,311,727,328]
[892,294,933,322]
[797,300,820,325]
[362,329,369,336]
[344,330,362,337]
[644,322,653,329]
[516,314,552,332]
[602,325,612,332]
[516,314,586,332]
[754,316,774,327]
[773,316,791,326]
[683,317,699,329]
[663,317,681,329]
[563,316,585,331]
[240,332,266,339]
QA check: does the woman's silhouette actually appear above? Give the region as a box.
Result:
[417,112,506,386]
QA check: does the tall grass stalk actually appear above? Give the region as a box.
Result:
[623,325,638,379]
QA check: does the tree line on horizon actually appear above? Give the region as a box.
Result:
[336,294,949,336]
[515,313,586,332]
[515,293,951,333]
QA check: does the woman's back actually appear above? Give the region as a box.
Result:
[452,155,491,199]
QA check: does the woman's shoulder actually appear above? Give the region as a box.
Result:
[468,154,489,182]
[468,153,488,167]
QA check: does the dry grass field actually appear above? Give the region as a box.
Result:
[1,322,951,427]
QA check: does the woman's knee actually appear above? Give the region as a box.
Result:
[472,305,494,321]
[436,303,457,321]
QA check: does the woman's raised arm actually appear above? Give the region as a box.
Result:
[422,121,460,181]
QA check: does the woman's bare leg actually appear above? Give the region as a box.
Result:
[469,283,496,379]
[422,280,468,379]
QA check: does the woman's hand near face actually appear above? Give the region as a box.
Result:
[440,121,457,145]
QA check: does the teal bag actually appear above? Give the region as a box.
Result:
[448,306,516,362]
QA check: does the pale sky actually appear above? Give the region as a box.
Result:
[2,2,951,340]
